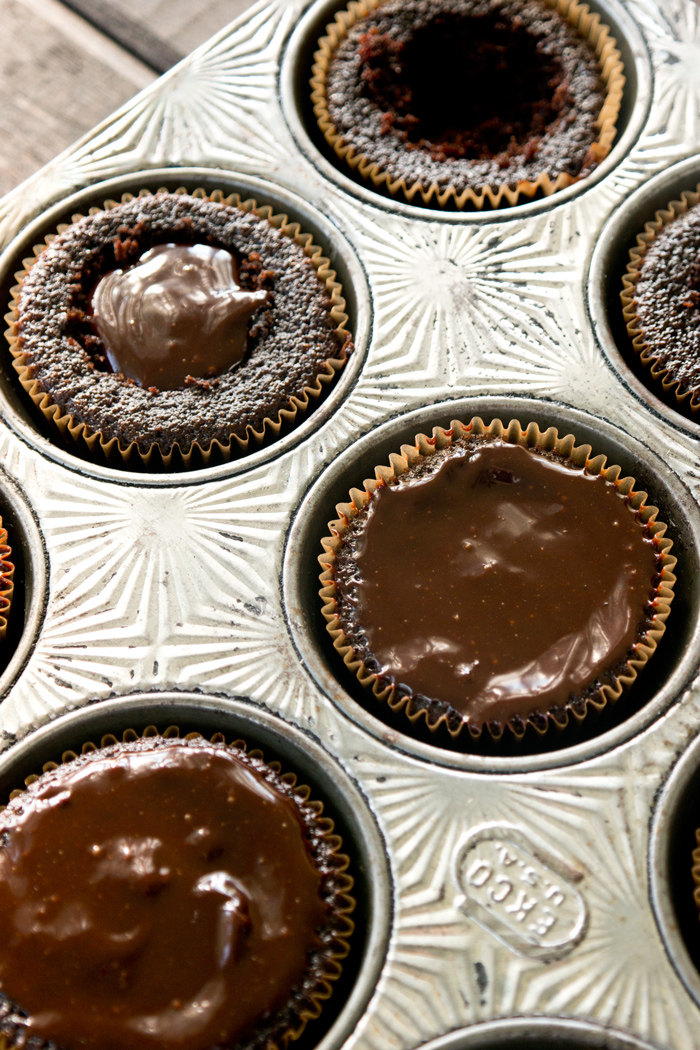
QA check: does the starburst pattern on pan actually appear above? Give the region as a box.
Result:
[339,757,532,1043]
[74,4,295,175]
[0,461,310,734]
[327,201,620,415]
[501,753,700,1048]
[340,738,700,1050]
[628,0,700,144]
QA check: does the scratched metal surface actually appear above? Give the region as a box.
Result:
[0,1,699,1047]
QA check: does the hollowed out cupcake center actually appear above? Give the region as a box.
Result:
[357,11,568,160]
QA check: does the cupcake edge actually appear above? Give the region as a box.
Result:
[4,187,352,469]
[311,0,625,210]
[621,186,700,416]
[692,829,700,919]
[318,417,677,742]
[0,725,356,1050]
[0,520,14,645]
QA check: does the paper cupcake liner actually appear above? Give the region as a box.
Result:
[692,830,700,921]
[621,185,700,416]
[311,0,624,210]
[5,187,352,470]
[0,520,14,645]
[0,723,355,1050]
[319,417,676,743]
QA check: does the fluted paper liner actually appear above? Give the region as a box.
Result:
[311,0,624,210]
[5,187,352,469]
[0,724,355,1050]
[692,830,700,922]
[621,186,700,416]
[0,520,14,644]
[319,417,676,743]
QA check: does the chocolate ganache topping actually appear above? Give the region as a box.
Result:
[0,739,330,1050]
[91,243,269,390]
[333,440,660,727]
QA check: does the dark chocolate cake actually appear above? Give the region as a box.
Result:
[321,430,673,742]
[0,734,354,1050]
[9,192,352,465]
[624,201,700,414]
[313,0,620,208]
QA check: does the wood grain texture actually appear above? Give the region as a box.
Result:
[0,0,257,199]
[0,0,155,197]
[62,0,257,70]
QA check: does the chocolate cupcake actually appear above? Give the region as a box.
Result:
[5,189,352,468]
[621,190,700,417]
[311,0,624,209]
[319,418,675,742]
[0,520,13,644]
[0,730,354,1050]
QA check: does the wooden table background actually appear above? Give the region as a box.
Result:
[0,0,258,199]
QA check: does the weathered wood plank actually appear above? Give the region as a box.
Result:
[0,0,156,197]
[61,0,259,71]
[0,0,259,200]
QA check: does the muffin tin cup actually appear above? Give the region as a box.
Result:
[284,0,651,222]
[620,185,700,415]
[0,692,392,1050]
[0,169,371,484]
[0,469,46,700]
[589,155,700,441]
[5,185,352,472]
[415,1017,666,1049]
[317,415,676,745]
[649,729,700,1013]
[285,395,700,772]
[0,718,356,1050]
[309,0,624,210]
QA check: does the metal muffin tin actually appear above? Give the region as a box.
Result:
[0,0,698,1047]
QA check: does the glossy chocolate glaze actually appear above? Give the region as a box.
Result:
[334,440,660,727]
[91,243,269,390]
[0,739,329,1050]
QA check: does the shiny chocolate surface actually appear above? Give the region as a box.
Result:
[0,739,327,1050]
[337,440,659,725]
[91,243,268,390]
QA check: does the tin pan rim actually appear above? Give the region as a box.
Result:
[415,1015,666,1048]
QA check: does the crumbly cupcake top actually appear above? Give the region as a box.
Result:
[14,192,350,456]
[0,736,351,1050]
[322,0,606,196]
[331,438,661,733]
[632,203,700,399]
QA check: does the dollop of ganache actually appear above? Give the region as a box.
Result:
[333,440,660,727]
[91,243,269,390]
[0,740,329,1050]
[14,193,351,456]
